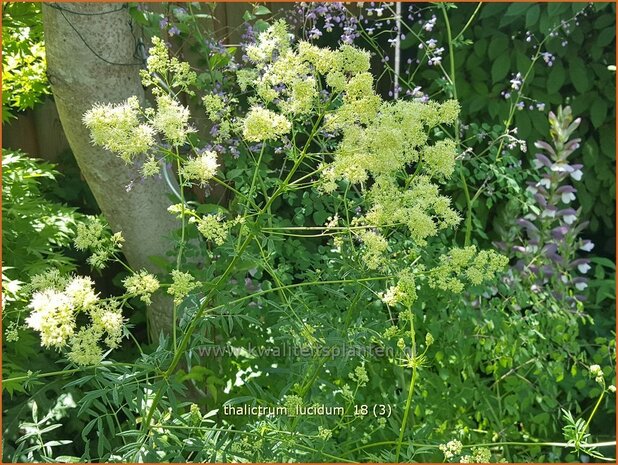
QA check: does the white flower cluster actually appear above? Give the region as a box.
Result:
[439,439,463,460]
[26,275,125,366]
[589,364,604,385]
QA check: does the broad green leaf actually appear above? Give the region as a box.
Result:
[546,62,565,94]
[569,57,591,93]
[254,6,271,16]
[525,5,540,28]
[487,34,508,60]
[491,54,510,83]
[590,98,608,128]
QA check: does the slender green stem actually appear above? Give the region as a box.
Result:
[453,3,483,42]
[583,388,606,434]
[440,4,473,247]
[395,308,417,462]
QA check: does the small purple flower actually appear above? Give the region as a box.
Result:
[533,153,552,169]
[538,177,551,189]
[580,240,595,252]
[517,218,539,232]
[541,52,555,66]
[309,27,323,40]
[556,185,577,204]
[541,206,557,218]
[423,15,437,31]
[551,225,568,240]
[557,208,578,225]
[570,164,583,181]
[510,72,523,90]
[571,259,591,274]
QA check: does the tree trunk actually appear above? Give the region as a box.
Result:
[42,2,176,339]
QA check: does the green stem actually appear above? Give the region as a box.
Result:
[395,308,417,462]
[453,3,483,42]
[440,4,473,247]
[583,388,606,434]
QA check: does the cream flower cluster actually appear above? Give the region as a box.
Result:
[379,272,417,307]
[459,447,491,463]
[363,175,461,246]
[179,150,220,187]
[123,269,160,305]
[26,275,125,366]
[168,270,199,305]
[191,214,229,245]
[140,36,197,95]
[152,95,194,146]
[242,107,292,143]
[439,439,463,460]
[428,246,509,293]
[239,20,377,143]
[357,230,388,270]
[83,94,195,162]
[83,38,197,169]
[83,96,155,163]
[240,21,465,273]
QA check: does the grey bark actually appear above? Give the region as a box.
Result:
[42,2,176,339]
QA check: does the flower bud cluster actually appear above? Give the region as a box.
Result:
[74,217,124,270]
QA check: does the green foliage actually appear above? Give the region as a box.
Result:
[2,2,50,122]
[448,3,615,233]
[2,4,615,464]
[2,151,81,283]
[2,151,94,460]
